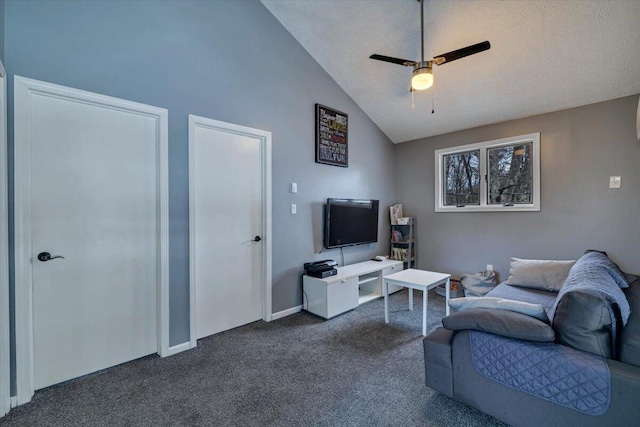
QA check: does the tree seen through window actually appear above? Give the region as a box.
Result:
[443,150,480,206]
[487,143,532,205]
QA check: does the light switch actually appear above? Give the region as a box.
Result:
[291,204,297,214]
[609,176,621,189]
[291,182,297,193]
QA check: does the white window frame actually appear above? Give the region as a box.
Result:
[435,133,540,212]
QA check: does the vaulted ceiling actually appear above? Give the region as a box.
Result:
[262,0,640,143]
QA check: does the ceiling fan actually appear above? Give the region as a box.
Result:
[369,0,490,91]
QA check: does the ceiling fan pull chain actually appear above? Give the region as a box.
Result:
[432,90,435,114]
[411,90,415,109]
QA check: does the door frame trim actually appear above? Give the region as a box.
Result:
[13,76,170,404]
[0,60,10,418]
[188,114,272,346]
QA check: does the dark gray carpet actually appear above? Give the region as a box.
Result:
[1,289,506,426]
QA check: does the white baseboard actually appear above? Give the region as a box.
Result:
[10,396,17,408]
[164,341,195,357]
[271,304,303,320]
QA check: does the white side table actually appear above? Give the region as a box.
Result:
[383,269,451,336]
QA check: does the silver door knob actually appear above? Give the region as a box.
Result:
[37,252,65,262]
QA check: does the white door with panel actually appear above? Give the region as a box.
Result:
[190,115,270,339]
[14,77,168,392]
[0,60,9,417]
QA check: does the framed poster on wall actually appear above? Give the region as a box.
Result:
[315,104,348,167]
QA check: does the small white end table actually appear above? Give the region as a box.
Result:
[383,269,451,336]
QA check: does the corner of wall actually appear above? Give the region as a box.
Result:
[0,0,5,63]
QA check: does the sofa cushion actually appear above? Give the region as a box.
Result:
[449,296,549,323]
[468,331,611,417]
[423,327,454,368]
[487,283,557,317]
[506,258,575,292]
[442,308,555,342]
[550,252,631,358]
[553,291,614,358]
[621,283,640,367]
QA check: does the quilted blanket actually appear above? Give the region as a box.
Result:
[550,251,631,325]
[487,283,556,317]
[470,331,610,415]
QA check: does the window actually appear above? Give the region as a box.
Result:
[435,133,540,212]
[443,150,480,207]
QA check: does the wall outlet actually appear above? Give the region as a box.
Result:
[291,182,297,193]
[486,264,494,272]
[609,176,621,189]
[291,204,297,214]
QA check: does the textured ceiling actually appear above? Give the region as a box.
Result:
[261,0,640,143]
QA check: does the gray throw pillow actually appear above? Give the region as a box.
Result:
[442,308,555,342]
[621,283,640,367]
[448,297,550,323]
[552,291,613,358]
[506,258,575,292]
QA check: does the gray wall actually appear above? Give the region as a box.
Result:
[395,94,640,282]
[0,0,4,62]
[4,0,396,354]
[0,0,4,63]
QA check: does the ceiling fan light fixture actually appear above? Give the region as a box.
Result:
[368,0,489,96]
[411,62,433,91]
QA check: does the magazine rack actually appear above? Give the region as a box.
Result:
[390,217,416,269]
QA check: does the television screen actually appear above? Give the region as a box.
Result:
[324,199,379,249]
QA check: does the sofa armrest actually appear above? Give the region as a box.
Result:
[423,327,455,396]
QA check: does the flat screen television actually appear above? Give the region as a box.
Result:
[324,198,379,249]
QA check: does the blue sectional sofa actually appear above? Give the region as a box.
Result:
[423,252,640,426]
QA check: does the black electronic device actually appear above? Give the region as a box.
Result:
[305,264,333,273]
[306,268,338,279]
[324,198,379,249]
[304,259,337,271]
[304,259,338,278]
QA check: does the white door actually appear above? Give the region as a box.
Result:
[190,115,271,339]
[0,60,9,417]
[14,77,168,392]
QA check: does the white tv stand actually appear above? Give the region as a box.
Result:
[303,259,404,319]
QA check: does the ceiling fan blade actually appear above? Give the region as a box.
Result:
[369,54,416,67]
[433,41,490,65]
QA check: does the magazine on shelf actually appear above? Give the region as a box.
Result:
[392,247,410,261]
[392,230,403,242]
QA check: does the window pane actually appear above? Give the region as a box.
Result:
[487,142,533,205]
[443,150,480,206]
